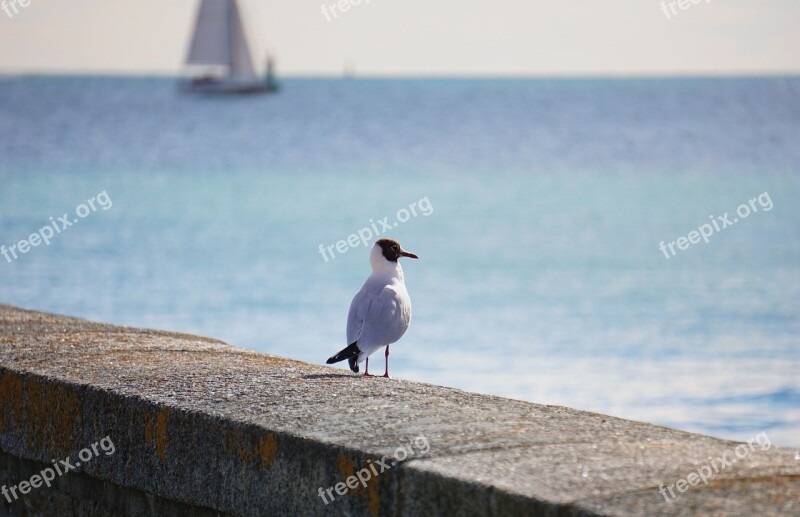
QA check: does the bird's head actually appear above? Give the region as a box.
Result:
[371,238,418,271]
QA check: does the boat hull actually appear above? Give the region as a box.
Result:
[180,79,278,96]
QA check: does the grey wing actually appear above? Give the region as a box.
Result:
[358,286,409,350]
[346,287,370,345]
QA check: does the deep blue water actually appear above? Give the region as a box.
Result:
[1,76,799,446]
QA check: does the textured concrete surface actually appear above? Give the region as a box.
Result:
[0,448,222,517]
[0,304,798,516]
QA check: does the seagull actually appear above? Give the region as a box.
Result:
[326,238,418,377]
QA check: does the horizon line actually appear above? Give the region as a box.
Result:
[1,69,799,80]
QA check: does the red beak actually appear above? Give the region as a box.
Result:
[400,250,419,259]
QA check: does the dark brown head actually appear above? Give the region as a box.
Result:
[375,238,418,262]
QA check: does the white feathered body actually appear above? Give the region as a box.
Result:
[346,246,412,364]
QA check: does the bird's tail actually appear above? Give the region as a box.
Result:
[326,342,361,373]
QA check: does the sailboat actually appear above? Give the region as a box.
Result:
[182,0,278,95]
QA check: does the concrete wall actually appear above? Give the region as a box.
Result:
[1,304,798,516]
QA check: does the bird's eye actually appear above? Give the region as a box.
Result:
[392,246,398,251]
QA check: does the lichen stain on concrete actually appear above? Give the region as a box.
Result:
[0,370,23,435]
[256,433,277,468]
[226,430,277,468]
[226,429,252,463]
[507,425,528,434]
[23,379,82,456]
[335,454,383,516]
[354,459,386,517]
[154,409,169,459]
[144,412,152,444]
[337,453,356,482]
[145,408,170,460]
[255,354,304,368]
[365,469,382,517]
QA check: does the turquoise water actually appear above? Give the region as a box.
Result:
[1,76,799,446]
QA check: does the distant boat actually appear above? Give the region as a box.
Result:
[182,0,278,95]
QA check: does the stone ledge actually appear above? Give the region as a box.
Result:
[0,304,798,516]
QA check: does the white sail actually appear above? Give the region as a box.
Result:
[186,0,230,68]
[186,0,257,80]
[228,0,257,80]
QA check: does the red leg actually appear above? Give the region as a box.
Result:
[363,357,374,377]
[382,344,390,378]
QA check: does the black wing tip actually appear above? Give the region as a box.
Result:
[348,356,359,373]
[326,342,361,366]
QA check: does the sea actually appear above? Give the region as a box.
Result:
[1,75,798,447]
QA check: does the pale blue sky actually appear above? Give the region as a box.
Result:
[0,0,798,76]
